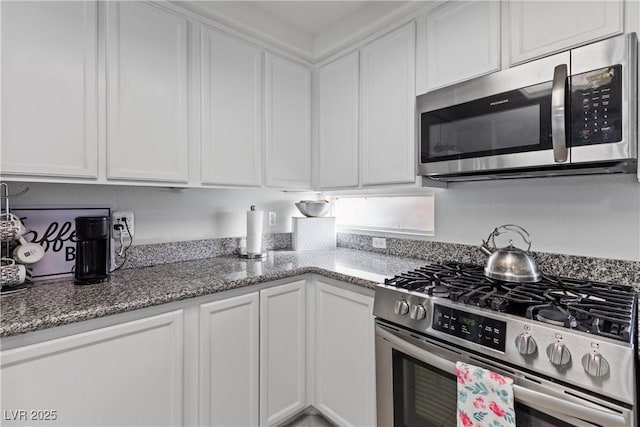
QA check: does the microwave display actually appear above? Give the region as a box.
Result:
[571,65,623,147]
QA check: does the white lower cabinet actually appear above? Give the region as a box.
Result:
[313,280,376,427]
[0,277,375,427]
[0,311,184,427]
[199,292,261,427]
[260,280,307,426]
[200,281,307,427]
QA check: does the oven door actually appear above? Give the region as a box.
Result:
[376,323,634,427]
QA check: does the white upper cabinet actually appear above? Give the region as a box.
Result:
[360,23,416,186]
[417,1,500,94]
[201,27,263,187]
[106,1,189,182]
[316,52,360,189]
[508,0,624,65]
[265,54,311,189]
[1,1,98,178]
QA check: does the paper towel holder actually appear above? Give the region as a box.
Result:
[240,205,267,259]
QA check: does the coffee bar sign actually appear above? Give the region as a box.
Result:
[11,206,111,281]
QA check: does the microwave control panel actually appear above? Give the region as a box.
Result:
[432,304,507,352]
[571,65,623,146]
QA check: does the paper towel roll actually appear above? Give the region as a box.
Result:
[246,207,264,255]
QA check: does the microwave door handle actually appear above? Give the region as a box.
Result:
[551,64,569,162]
[376,325,628,427]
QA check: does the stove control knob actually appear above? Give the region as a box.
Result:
[515,333,537,356]
[394,300,409,316]
[546,342,571,366]
[581,352,610,377]
[409,304,427,320]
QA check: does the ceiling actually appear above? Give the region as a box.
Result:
[178,1,424,62]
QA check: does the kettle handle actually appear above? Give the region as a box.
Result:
[488,224,533,252]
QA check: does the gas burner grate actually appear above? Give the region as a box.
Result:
[383,261,637,341]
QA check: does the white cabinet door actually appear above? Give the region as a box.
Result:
[260,281,306,426]
[509,1,623,65]
[201,27,263,186]
[360,23,416,186]
[418,1,500,93]
[265,54,311,189]
[314,281,375,427]
[0,311,183,426]
[106,1,189,182]
[1,1,98,178]
[316,52,359,189]
[199,293,260,427]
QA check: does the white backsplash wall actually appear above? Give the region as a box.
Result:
[10,174,640,261]
[430,174,640,261]
[10,182,316,245]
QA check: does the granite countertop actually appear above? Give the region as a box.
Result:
[0,248,426,338]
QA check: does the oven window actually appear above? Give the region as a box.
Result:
[514,403,576,427]
[392,351,458,426]
[392,351,577,427]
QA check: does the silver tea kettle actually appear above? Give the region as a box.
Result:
[479,224,542,282]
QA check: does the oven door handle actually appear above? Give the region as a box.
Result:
[376,326,628,427]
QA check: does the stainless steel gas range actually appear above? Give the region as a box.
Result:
[373,262,637,427]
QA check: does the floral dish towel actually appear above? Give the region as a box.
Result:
[456,361,516,427]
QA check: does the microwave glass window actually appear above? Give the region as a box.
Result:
[421,81,553,163]
[428,105,540,157]
[392,351,577,427]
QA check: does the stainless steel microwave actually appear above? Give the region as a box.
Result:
[418,33,638,181]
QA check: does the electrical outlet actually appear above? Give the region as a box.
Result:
[112,211,135,238]
[268,211,277,226]
[372,237,387,249]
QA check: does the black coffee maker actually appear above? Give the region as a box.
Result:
[74,216,110,285]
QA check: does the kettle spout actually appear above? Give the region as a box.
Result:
[479,241,494,257]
